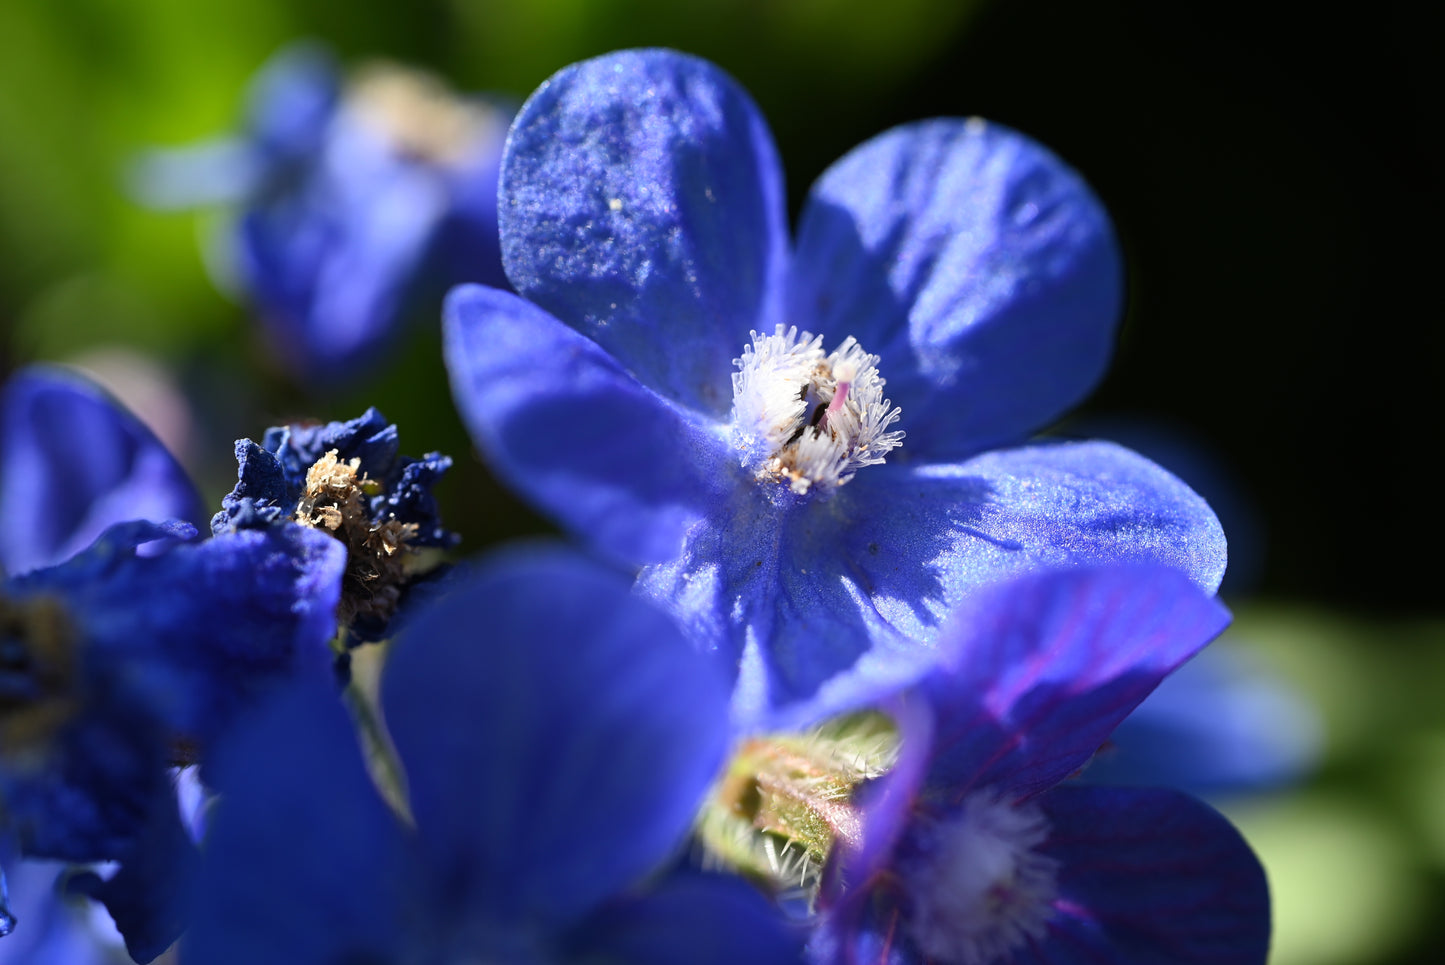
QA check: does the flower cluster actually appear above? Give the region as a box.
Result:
[1,45,1274,965]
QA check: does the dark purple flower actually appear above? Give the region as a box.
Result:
[810,565,1268,965]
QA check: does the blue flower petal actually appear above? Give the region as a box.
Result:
[789,119,1122,459]
[639,439,1225,728]
[571,871,805,965]
[67,782,198,963]
[445,284,735,563]
[918,565,1229,802]
[499,48,790,414]
[848,441,1229,614]
[1035,786,1269,965]
[261,407,400,492]
[16,522,346,742]
[0,677,169,863]
[184,682,410,965]
[0,367,202,576]
[380,545,731,927]
[0,861,125,964]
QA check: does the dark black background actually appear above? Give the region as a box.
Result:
[890,0,1440,613]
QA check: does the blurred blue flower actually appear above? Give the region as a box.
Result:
[809,565,1268,965]
[0,366,202,578]
[444,48,1227,728]
[0,366,350,958]
[2,518,345,960]
[212,407,456,644]
[184,546,802,965]
[1081,637,1323,794]
[0,858,129,964]
[133,43,512,383]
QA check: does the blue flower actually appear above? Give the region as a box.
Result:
[183,546,802,965]
[133,43,512,383]
[1079,637,1323,794]
[211,407,457,644]
[0,368,351,958]
[442,48,1227,728]
[0,366,202,578]
[807,564,1268,965]
[2,519,346,960]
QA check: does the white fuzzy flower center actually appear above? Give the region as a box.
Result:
[730,326,903,496]
[900,792,1060,965]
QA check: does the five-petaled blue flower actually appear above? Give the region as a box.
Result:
[183,546,803,965]
[443,48,1227,729]
[808,564,1268,965]
[133,42,512,383]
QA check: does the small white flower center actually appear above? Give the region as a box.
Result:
[730,326,903,496]
[900,792,1059,965]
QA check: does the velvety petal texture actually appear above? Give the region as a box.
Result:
[445,284,736,563]
[185,546,785,963]
[638,441,1226,727]
[500,48,789,414]
[450,47,1226,727]
[919,564,1230,801]
[11,520,347,743]
[0,366,202,576]
[1036,787,1270,965]
[789,119,1122,459]
[184,682,410,965]
[382,545,732,928]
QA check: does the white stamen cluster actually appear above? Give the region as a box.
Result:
[901,792,1060,965]
[730,326,903,496]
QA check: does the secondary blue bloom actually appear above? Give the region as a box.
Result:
[1081,637,1322,794]
[2,520,345,960]
[134,42,511,383]
[212,407,456,643]
[0,366,202,577]
[184,546,802,964]
[443,48,1227,728]
[808,564,1268,965]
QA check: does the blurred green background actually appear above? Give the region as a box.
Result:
[0,1,1438,962]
